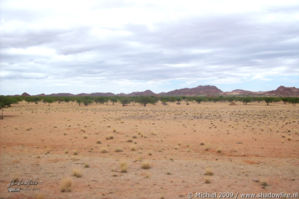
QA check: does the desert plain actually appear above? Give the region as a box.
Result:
[0,101,298,199]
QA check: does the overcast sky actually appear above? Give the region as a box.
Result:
[1,0,299,95]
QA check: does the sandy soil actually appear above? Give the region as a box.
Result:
[0,101,298,199]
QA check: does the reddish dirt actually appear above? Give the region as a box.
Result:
[0,101,298,199]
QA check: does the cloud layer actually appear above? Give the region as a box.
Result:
[1,0,299,94]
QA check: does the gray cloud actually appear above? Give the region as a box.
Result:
[0,1,299,94]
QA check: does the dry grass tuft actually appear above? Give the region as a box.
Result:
[106,136,114,140]
[204,169,214,176]
[115,148,123,152]
[131,146,136,151]
[120,162,128,173]
[72,169,82,178]
[101,148,108,153]
[60,178,72,192]
[261,181,269,189]
[141,161,151,169]
[35,194,45,199]
[229,101,236,105]
[204,178,211,184]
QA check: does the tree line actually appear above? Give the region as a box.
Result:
[1,95,299,108]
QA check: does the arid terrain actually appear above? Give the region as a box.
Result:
[0,101,298,199]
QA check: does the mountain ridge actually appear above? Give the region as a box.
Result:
[19,85,299,97]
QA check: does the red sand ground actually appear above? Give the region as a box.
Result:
[0,101,298,199]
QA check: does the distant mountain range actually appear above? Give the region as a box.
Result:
[21,85,299,97]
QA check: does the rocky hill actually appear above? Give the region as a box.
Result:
[161,85,223,96]
[266,86,299,97]
[128,90,156,96]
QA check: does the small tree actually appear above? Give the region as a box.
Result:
[76,99,82,106]
[176,97,182,105]
[24,96,41,104]
[95,97,108,104]
[264,97,274,106]
[0,96,16,119]
[281,97,288,104]
[288,97,299,105]
[43,97,54,104]
[110,97,117,105]
[0,101,4,119]
[135,96,158,107]
[193,97,203,104]
[83,99,92,106]
[119,98,130,107]
[242,97,251,105]
[160,98,168,105]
